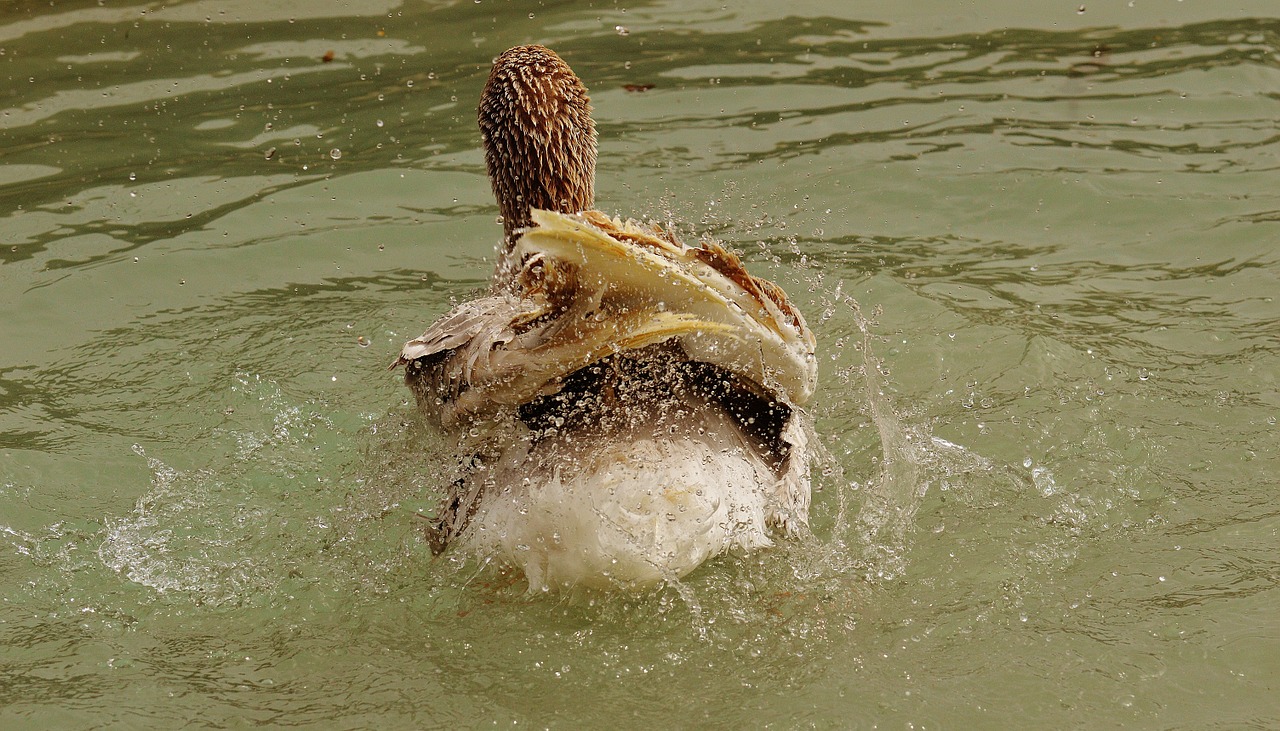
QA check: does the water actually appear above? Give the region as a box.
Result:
[3,1,1278,727]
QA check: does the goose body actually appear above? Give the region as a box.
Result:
[395,47,816,590]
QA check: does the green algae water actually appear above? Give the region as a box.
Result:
[2,1,1278,727]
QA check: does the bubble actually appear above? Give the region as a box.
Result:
[376,119,384,127]
[1031,466,1057,496]
[128,172,136,181]
[357,336,370,348]
[615,25,630,36]
[329,148,342,160]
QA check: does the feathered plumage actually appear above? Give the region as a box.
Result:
[394,46,816,590]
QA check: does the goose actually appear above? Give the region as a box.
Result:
[394,45,816,591]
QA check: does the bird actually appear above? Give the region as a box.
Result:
[393,45,817,591]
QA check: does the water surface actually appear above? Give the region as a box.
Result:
[2,1,1278,727]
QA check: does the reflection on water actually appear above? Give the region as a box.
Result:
[2,0,1278,727]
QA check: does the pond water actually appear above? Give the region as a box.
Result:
[2,0,1278,727]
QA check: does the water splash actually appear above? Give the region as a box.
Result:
[96,444,276,606]
[92,375,350,608]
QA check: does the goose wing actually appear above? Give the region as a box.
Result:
[518,209,817,406]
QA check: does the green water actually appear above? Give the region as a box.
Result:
[2,1,1278,727]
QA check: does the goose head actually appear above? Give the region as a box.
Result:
[478,45,598,285]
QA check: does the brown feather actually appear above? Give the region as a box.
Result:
[479,46,597,285]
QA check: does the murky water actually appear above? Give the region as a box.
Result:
[3,1,1278,727]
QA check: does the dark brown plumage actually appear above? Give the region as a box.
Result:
[479,45,597,283]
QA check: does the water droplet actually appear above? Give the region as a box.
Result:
[1077,5,1086,13]
[329,148,342,160]
[1032,466,1057,496]
[376,119,384,127]
[1137,367,1150,381]
[615,25,630,36]
[357,336,370,348]
[406,79,413,87]
[128,172,136,181]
